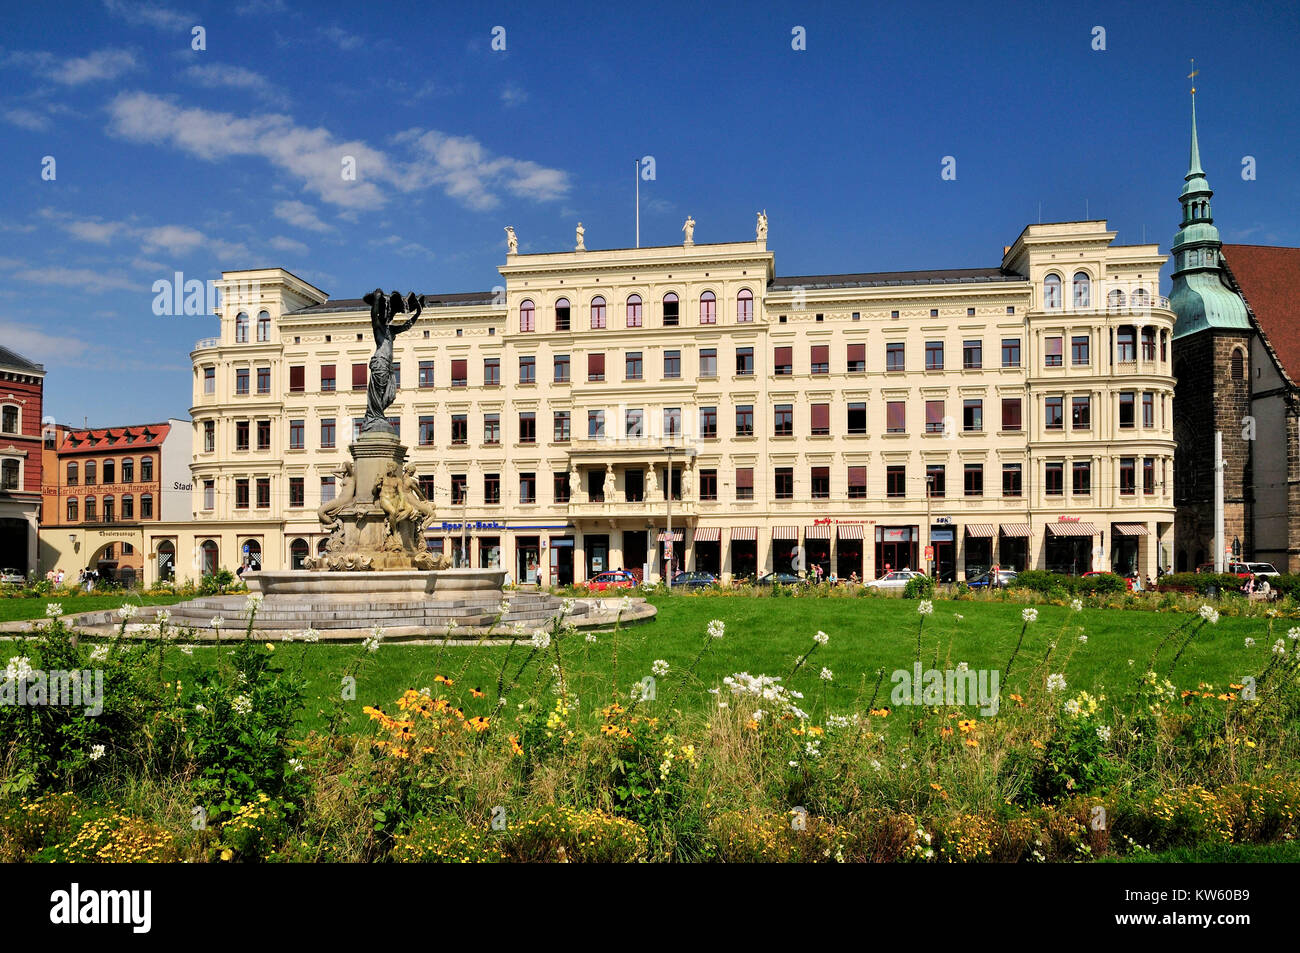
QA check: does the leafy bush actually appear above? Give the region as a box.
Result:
[391,816,505,863]
[505,806,649,862]
[903,574,935,600]
[1157,572,1247,595]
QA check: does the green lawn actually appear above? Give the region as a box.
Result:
[39,591,1275,736]
[0,592,184,623]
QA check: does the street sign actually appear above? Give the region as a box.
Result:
[924,545,934,560]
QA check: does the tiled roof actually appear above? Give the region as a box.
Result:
[769,267,1023,291]
[61,422,172,454]
[0,345,44,373]
[1221,244,1300,384]
[286,291,498,315]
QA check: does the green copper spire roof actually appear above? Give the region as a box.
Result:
[1170,88,1251,339]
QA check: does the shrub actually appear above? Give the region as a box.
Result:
[903,574,935,600]
[505,806,649,862]
[391,816,505,863]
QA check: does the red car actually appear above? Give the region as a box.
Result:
[584,570,637,591]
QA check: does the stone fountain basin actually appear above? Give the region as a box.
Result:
[245,568,506,602]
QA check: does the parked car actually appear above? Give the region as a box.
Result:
[0,568,25,585]
[1082,570,1134,591]
[865,569,926,590]
[967,568,1017,589]
[754,570,805,586]
[584,570,637,591]
[671,571,717,590]
[1237,561,1280,579]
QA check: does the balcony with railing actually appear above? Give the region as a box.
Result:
[193,337,221,351]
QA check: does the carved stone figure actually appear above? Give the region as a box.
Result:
[681,463,693,500]
[361,289,424,434]
[575,222,585,251]
[756,209,768,241]
[317,462,356,528]
[603,464,617,503]
[401,463,437,522]
[682,215,695,245]
[646,466,658,499]
[569,465,584,503]
[375,462,414,537]
[504,225,517,254]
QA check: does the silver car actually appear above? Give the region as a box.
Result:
[865,569,926,590]
[0,568,26,585]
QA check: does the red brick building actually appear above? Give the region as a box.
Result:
[0,345,46,579]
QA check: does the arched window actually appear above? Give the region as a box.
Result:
[140,457,154,482]
[1231,349,1245,380]
[317,538,330,555]
[157,540,175,580]
[519,299,535,333]
[1131,287,1150,308]
[201,539,219,575]
[1072,272,1091,308]
[1107,288,1126,309]
[121,458,134,483]
[626,294,642,328]
[737,289,753,323]
[256,310,271,342]
[243,539,262,570]
[290,537,310,570]
[555,297,571,331]
[235,312,249,343]
[67,461,78,486]
[84,460,97,485]
[1043,274,1062,309]
[662,292,680,327]
[66,497,78,521]
[590,296,606,329]
[699,290,716,324]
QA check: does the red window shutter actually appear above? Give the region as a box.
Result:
[812,466,829,480]
[1002,398,1022,429]
[588,353,605,378]
[888,401,906,431]
[774,346,792,365]
[925,400,944,425]
[811,404,830,431]
[352,363,367,388]
[736,467,753,489]
[320,364,335,385]
[847,343,866,364]
[811,345,829,365]
[289,365,304,392]
[848,466,866,488]
[452,359,467,381]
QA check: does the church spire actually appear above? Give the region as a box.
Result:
[1186,59,1204,180]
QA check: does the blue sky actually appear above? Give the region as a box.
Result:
[2,0,1298,425]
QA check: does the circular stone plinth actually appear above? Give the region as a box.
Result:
[245,568,506,602]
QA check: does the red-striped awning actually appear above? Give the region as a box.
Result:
[1047,521,1099,537]
[804,524,831,540]
[1113,523,1149,536]
[730,527,757,542]
[692,527,721,542]
[837,523,865,540]
[1000,523,1032,537]
[965,523,996,537]
[773,526,798,540]
[657,529,683,541]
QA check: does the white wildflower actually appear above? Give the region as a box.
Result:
[179,645,194,656]
[813,631,829,646]
[231,694,253,716]
[584,633,597,643]
[531,630,551,650]
[362,626,385,652]
[652,659,670,677]
[956,661,969,673]
[155,609,171,625]
[89,745,105,762]
[1288,626,1300,642]
[1046,673,1067,693]
[917,600,933,616]
[302,627,320,643]
[819,667,833,682]
[4,657,33,680]
[1078,634,1088,644]
[1273,639,1287,656]
[707,619,725,640]
[1022,608,1038,623]
[117,603,138,621]
[210,616,224,630]
[560,598,576,616]
[1096,725,1112,743]
[245,593,263,612]
[89,645,109,663]
[1198,604,1219,625]
[289,757,304,773]
[1070,599,1083,613]
[1245,637,1256,648]
[45,603,63,618]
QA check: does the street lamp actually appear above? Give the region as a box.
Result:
[924,473,934,579]
[664,444,675,590]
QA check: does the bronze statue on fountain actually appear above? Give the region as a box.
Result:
[305,289,451,572]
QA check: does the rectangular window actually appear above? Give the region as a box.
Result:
[1119,392,1136,428]
[1072,396,1091,430]
[484,358,500,386]
[774,404,793,437]
[203,366,215,394]
[451,474,467,505]
[964,463,983,497]
[321,476,336,504]
[624,409,643,438]
[519,412,536,443]
[735,347,754,376]
[925,400,945,434]
[235,478,249,509]
[352,418,363,442]
[289,477,304,508]
[774,467,794,500]
[1045,462,1064,496]
[140,495,153,519]
[235,420,249,451]
[484,473,501,505]
[1142,328,1157,361]
[810,403,830,436]
[588,410,605,439]
[810,345,829,375]
[1001,398,1022,431]
[664,350,681,379]
[848,466,867,499]
[519,355,535,384]
[1071,335,1090,366]
[963,399,983,432]
[700,406,717,439]
[887,400,906,434]
[289,419,304,450]
[588,353,605,382]
[452,359,467,387]
[1142,392,1155,428]
[418,360,434,388]
[553,411,570,443]
[736,467,754,501]
[1120,457,1136,494]
[699,468,718,501]
[235,368,249,395]
[811,466,830,499]
[847,343,866,373]
[256,477,270,508]
[963,339,982,369]
[519,472,536,504]
[1072,461,1091,495]
[352,363,367,389]
[1003,463,1022,497]
[887,342,906,372]
[664,407,681,437]
[203,420,215,452]
[554,471,571,503]
[203,480,214,510]
[927,464,946,498]
[257,366,271,394]
[418,415,434,446]
[925,340,944,371]
[774,346,793,376]
[848,402,867,435]
[1045,336,1063,367]
[319,417,336,449]
[554,354,570,383]
[1117,327,1136,362]
[735,405,754,437]
[452,414,467,445]
[1002,338,1021,368]
[625,351,642,381]
[484,413,501,445]
[1143,457,1155,494]
[257,419,271,450]
[886,465,906,498]
[1045,396,1063,430]
[320,364,336,391]
[700,348,717,378]
[289,365,304,392]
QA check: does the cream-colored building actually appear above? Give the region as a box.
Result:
[153,219,1175,587]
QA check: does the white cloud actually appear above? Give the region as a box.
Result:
[39,209,249,263]
[500,84,528,107]
[106,92,573,211]
[102,0,194,31]
[273,199,333,232]
[65,220,125,243]
[53,48,140,85]
[268,235,308,254]
[0,264,140,294]
[181,63,289,105]
[318,25,363,51]
[0,319,91,364]
[3,107,51,130]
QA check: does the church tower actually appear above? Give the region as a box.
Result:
[1170,87,1254,571]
